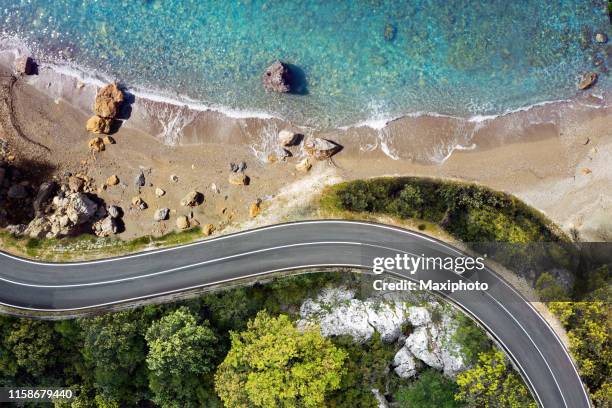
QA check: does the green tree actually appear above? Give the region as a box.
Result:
[79,311,148,405]
[455,350,536,408]
[395,369,462,408]
[215,311,347,408]
[145,307,219,408]
[5,318,58,379]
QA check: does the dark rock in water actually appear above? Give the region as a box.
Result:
[14,56,36,76]
[384,23,397,41]
[262,60,292,93]
[578,72,598,90]
[33,181,57,216]
[135,171,146,187]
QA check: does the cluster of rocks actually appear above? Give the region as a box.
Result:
[86,83,124,135]
[270,129,342,173]
[578,31,608,91]
[298,288,467,379]
[228,161,250,186]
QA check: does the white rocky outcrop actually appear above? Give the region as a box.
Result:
[298,287,468,379]
[24,192,99,238]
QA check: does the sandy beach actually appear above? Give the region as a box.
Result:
[0,50,611,243]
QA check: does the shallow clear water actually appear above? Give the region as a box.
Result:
[1,0,611,128]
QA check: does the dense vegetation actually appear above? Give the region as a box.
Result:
[322,177,611,407]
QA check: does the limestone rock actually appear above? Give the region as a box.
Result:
[304,137,342,160]
[107,205,120,219]
[131,196,147,210]
[176,215,190,229]
[68,176,85,193]
[14,56,35,76]
[180,191,203,207]
[202,223,215,236]
[278,130,300,147]
[296,157,312,172]
[262,60,291,93]
[578,72,598,90]
[155,187,166,197]
[94,83,124,119]
[229,172,249,186]
[33,181,57,216]
[392,347,418,378]
[249,200,261,218]
[88,137,105,152]
[153,208,170,221]
[93,216,119,237]
[134,171,146,188]
[86,116,112,134]
[106,175,120,186]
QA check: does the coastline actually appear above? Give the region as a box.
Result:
[0,46,611,242]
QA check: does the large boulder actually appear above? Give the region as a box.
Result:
[262,60,292,93]
[278,130,301,147]
[24,192,99,238]
[176,215,190,229]
[33,181,57,216]
[304,137,342,160]
[180,191,203,207]
[578,72,598,90]
[86,116,112,134]
[153,208,170,221]
[392,347,418,378]
[94,83,124,119]
[93,216,119,237]
[88,137,105,152]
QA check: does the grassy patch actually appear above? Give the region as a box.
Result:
[0,228,206,261]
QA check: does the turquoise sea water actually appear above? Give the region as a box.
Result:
[1,0,611,128]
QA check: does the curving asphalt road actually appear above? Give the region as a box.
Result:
[0,220,589,408]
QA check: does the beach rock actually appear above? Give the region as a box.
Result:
[393,347,418,378]
[249,200,261,218]
[180,191,203,207]
[106,175,120,186]
[14,56,35,76]
[134,171,146,188]
[176,215,190,230]
[33,181,57,216]
[88,137,105,152]
[153,208,170,221]
[595,33,608,44]
[93,216,119,237]
[131,196,147,210]
[7,184,28,199]
[86,116,112,134]
[94,83,124,119]
[68,176,85,193]
[202,223,215,236]
[107,205,120,219]
[296,157,312,172]
[262,60,292,93]
[229,172,249,186]
[278,130,300,147]
[578,72,598,90]
[103,136,115,145]
[155,187,166,197]
[304,137,342,160]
